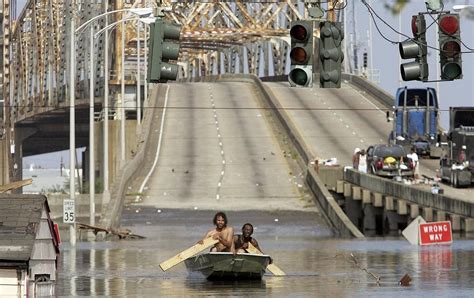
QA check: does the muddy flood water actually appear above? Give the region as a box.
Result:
[57,208,474,297]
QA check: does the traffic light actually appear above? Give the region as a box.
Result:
[363,52,368,69]
[399,14,428,81]
[319,21,343,88]
[288,20,314,88]
[438,13,462,80]
[148,19,182,83]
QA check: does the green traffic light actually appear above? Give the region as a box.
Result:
[289,69,308,86]
[442,63,462,80]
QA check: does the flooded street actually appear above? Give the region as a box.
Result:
[57,209,474,296]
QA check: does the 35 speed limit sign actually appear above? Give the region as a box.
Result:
[63,199,75,223]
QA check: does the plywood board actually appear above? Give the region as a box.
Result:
[247,243,286,276]
[160,237,219,271]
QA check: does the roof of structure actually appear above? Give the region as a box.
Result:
[0,194,49,262]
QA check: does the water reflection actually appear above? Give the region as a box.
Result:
[57,210,474,296]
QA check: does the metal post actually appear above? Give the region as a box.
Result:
[144,24,148,103]
[368,0,374,82]
[121,18,126,163]
[103,2,110,198]
[89,26,95,226]
[137,22,141,125]
[69,16,76,246]
[398,11,402,87]
[343,4,349,73]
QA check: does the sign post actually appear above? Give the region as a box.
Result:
[419,221,452,245]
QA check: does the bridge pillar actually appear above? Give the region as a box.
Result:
[396,199,408,215]
[435,211,446,221]
[422,207,433,222]
[363,204,383,235]
[362,189,371,204]
[464,219,474,233]
[449,214,461,231]
[383,210,407,234]
[344,196,363,230]
[0,138,10,186]
[410,203,419,219]
[352,186,361,200]
[13,127,36,192]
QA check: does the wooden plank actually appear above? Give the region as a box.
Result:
[159,237,218,271]
[0,178,33,193]
[247,243,286,276]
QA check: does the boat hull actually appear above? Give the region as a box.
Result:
[184,252,271,280]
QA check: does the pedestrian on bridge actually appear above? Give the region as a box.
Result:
[359,149,368,173]
[353,148,361,170]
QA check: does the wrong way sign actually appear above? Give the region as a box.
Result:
[419,221,452,246]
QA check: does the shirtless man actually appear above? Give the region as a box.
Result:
[234,223,262,253]
[198,212,234,253]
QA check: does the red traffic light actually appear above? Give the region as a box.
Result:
[439,15,459,35]
[290,47,309,64]
[411,16,418,36]
[290,25,309,42]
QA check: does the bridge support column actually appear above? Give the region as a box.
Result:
[410,203,419,219]
[0,138,10,185]
[436,211,446,221]
[383,210,407,234]
[464,218,474,233]
[352,186,361,200]
[362,189,371,204]
[344,196,363,230]
[396,199,408,215]
[12,127,36,192]
[363,204,383,235]
[449,214,461,232]
[422,207,433,222]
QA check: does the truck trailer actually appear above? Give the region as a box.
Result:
[389,87,444,158]
[440,107,474,187]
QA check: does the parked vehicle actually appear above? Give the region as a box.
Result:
[439,107,474,187]
[389,87,445,158]
[366,144,414,178]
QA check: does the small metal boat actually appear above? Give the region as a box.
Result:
[184,252,271,280]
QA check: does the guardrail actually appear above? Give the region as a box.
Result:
[344,168,474,218]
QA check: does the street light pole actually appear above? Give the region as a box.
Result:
[121,18,126,163]
[137,22,141,126]
[144,25,148,103]
[103,2,110,203]
[69,16,76,246]
[89,25,95,226]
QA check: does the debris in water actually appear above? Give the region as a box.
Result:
[399,273,411,286]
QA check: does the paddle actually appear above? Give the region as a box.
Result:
[247,243,286,276]
[159,237,219,271]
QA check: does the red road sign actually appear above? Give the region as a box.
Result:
[419,221,452,245]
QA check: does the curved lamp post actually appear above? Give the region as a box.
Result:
[68,7,153,245]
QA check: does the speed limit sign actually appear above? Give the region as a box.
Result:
[63,199,75,223]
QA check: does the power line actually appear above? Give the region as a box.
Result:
[361,0,474,54]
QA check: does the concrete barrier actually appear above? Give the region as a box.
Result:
[99,85,162,229]
[344,168,474,218]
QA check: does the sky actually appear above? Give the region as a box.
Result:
[355,0,474,128]
[19,0,474,168]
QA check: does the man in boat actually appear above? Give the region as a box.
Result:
[198,211,235,253]
[234,223,272,263]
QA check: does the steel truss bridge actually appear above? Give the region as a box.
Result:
[0,0,344,183]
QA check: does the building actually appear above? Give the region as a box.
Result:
[0,194,60,296]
